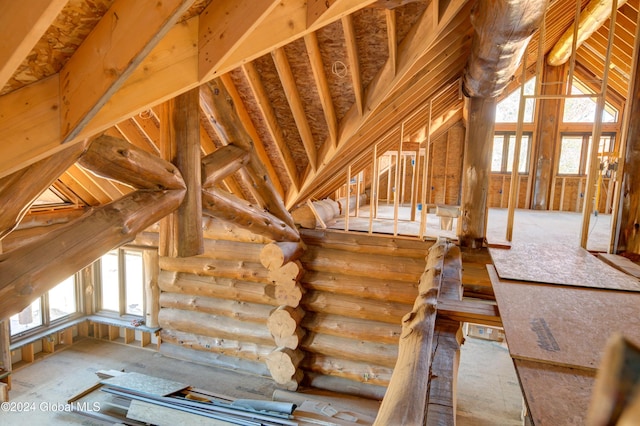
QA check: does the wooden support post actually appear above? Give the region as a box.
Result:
[42,336,55,354]
[459,96,496,248]
[532,62,565,210]
[158,88,204,258]
[107,326,119,341]
[77,321,89,338]
[124,328,135,344]
[0,382,7,402]
[21,344,34,363]
[143,250,160,329]
[0,320,10,374]
[141,331,151,348]
[374,239,449,425]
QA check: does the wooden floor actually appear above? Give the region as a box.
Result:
[3,336,522,425]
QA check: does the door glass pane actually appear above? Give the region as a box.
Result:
[101,251,120,312]
[49,276,77,321]
[10,299,42,336]
[124,250,144,316]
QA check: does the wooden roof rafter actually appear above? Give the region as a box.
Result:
[0,0,68,89]
[240,62,300,194]
[272,47,319,173]
[290,0,471,206]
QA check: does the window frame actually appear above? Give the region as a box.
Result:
[9,273,83,343]
[94,247,145,320]
[491,131,532,175]
[556,132,616,176]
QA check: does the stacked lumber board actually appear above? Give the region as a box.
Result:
[71,370,372,426]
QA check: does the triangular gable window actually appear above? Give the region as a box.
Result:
[495,77,536,123]
[563,79,618,123]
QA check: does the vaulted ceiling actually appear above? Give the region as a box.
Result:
[0,0,638,220]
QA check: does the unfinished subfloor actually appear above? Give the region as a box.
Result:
[3,335,522,425]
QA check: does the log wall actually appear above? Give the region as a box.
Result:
[157,235,279,374]
[298,229,433,393]
[155,226,433,397]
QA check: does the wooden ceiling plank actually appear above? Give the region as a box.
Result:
[132,113,161,153]
[66,165,113,205]
[272,47,318,171]
[0,141,85,240]
[241,62,300,192]
[57,172,100,207]
[216,0,377,76]
[198,0,280,82]
[341,14,364,116]
[304,32,339,147]
[60,0,196,142]
[115,119,160,155]
[386,9,398,75]
[291,0,470,206]
[0,0,68,89]
[219,73,285,196]
[308,0,337,27]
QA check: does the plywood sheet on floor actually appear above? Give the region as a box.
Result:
[488,266,640,370]
[515,359,595,426]
[489,243,640,291]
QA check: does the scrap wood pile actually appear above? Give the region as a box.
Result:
[69,369,375,425]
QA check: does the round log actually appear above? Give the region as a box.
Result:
[158,271,278,306]
[302,290,411,325]
[302,270,417,304]
[267,261,304,288]
[160,256,268,283]
[301,312,401,345]
[304,372,387,400]
[159,292,272,323]
[301,332,398,368]
[302,354,393,387]
[267,306,305,336]
[266,347,304,385]
[158,308,273,345]
[260,242,306,270]
[160,329,274,363]
[302,246,425,282]
[273,327,305,350]
[275,283,304,308]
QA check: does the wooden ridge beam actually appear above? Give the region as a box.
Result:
[60,0,196,141]
[272,47,318,172]
[0,0,68,89]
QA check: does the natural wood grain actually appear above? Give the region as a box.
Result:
[489,266,640,370]
[490,243,640,291]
